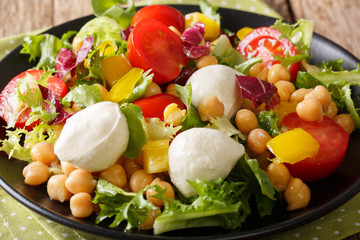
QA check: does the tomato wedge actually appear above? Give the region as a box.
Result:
[237,27,300,81]
[0,69,68,130]
[133,94,186,121]
[131,5,185,32]
[128,18,188,84]
[282,113,349,182]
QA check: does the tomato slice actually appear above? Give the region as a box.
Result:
[133,94,186,121]
[282,112,349,182]
[0,69,68,130]
[131,5,185,32]
[237,27,300,81]
[128,18,188,84]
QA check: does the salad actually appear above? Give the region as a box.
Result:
[0,0,359,236]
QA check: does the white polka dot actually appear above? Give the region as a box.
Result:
[14,238,19,240]
[337,218,343,222]
[5,50,10,55]
[249,6,256,12]
[320,217,325,220]
[177,0,183,3]
[334,230,340,235]
[221,0,227,5]
[358,210,360,214]
[1,199,6,203]
[9,40,14,45]
[294,233,300,237]
[37,231,43,235]
[316,226,322,230]
[3,222,8,227]
[313,237,319,240]
[264,8,270,14]
[235,4,241,9]
[20,226,26,231]
[47,220,52,223]
[62,233,68,237]
[340,208,346,212]
[355,222,360,227]
[10,212,16,216]
[27,216,33,220]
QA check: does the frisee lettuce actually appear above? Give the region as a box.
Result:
[257,110,281,137]
[62,84,103,108]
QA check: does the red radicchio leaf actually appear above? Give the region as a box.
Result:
[55,36,94,80]
[39,85,71,125]
[181,22,210,59]
[236,75,279,110]
[121,26,134,41]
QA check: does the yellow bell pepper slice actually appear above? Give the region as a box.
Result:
[97,41,118,57]
[236,27,254,40]
[107,68,143,103]
[266,128,319,164]
[143,139,170,173]
[101,54,132,87]
[185,12,220,41]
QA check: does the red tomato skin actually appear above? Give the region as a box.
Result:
[282,113,349,182]
[128,18,188,84]
[237,27,300,81]
[46,76,68,98]
[131,5,185,32]
[133,94,186,121]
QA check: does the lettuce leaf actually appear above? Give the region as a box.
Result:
[198,0,221,25]
[257,110,281,137]
[143,118,181,141]
[91,0,136,29]
[20,31,76,69]
[120,103,147,158]
[122,69,153,104]
[234,57,262,75]
[175,84,206,131]
[93,178,157,231]
[211,35,247,67]
[62,84,103,108]
[270,19,314,55]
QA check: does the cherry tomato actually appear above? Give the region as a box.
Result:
[131,5,185,32]
[133,94,186,121]
[282,112,349,182]
[128,18,188,84]
[237,27,301,81]
[0,69,68,130]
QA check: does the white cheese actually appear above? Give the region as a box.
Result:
[186,64,243,119]
[168,128,245,198]
[54,101,129,172]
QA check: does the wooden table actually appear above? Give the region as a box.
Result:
[0,0,359,240]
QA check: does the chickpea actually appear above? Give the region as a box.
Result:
[235,109,259,134]
[123,158,141,178]
[247,128,272,155]
[196,54,218,69]
[22,161,50,186]
[267,64,291,83]
[275,81,296,102]
[290,88,313,103]
[304,85,332,110]
[65,169,97,194]
[99,164,127,188]
[30,141,57,166]
[334,113,355,134]
[61,161,77,176]
[198,96,225,121]
[70,192,94,218]
[47,175,72,202]
[284,177,311,211]
[138,208,161,230]
[129,169,153,193]
[267,163,291,191]
[165,83,178,97]
[296,98,323,122]
[94,84,109,101]
[249,63,268,81]
[71,102,83,112]
[143,82,162,98]
[325,101,338,119]
[146,178,175,207]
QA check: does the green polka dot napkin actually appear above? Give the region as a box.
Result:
[0,0,359,239]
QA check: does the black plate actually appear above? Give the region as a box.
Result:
[0,5,360,240]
